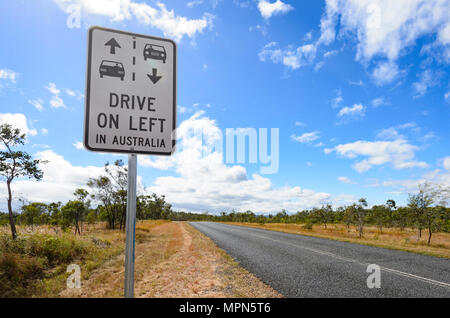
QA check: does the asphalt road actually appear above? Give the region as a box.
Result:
[190,222,450,298]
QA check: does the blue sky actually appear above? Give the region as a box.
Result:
[0,0,449,213]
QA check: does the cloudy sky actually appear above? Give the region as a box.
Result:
[0,0,449,213]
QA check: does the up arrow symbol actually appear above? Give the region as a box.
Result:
[105,38,121,54]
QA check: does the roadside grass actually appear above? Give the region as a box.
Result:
[223,222,450,259]
[0,222,129,297]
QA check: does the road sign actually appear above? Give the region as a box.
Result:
[84,26,176,155]
[84,26,176,298]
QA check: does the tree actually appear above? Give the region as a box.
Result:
[392,206,409,231]
[344,205,356,232]
[20,202,48,228]
[312,204,333,229]
[370,204,390,233]
[0,123,46,239]
[412,183,450,245]
[61,200,85,235]
[356,198,368,238]
[86,210,97,225]
[73,188,90,232]
[407,192,427,241]
[87,160,128,229]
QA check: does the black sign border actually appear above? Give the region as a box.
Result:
[84,26,177,156]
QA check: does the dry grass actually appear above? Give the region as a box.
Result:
[224,222,450,259]
[0,222,125,297]
[61,221,281,298]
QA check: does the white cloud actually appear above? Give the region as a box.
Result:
[249,24,268,36]
[65,89,76,97]
[338,104,365,117]
[41,128,48,136]
[338,176,356,184]
[294,121,305,127]
[376,127,401,140]
[142,111,332,213]
[259,42,316,70]
[53,0,214,41]
[46,82,60,95]
[291,131,320,144]
[349,80,364,86]
[371,61,400,85]
[372,157,450,194]
[323,49,338,58]
[187,0,203,7]
[443,157,450,171]
[331,90,343,108]
[0,113,37,137]
[413,69,441,98]
[445,91,450,103]
[32,144,50,149]
[0,69,18,83]
[303,31,312,41]
[314,142,325,148]
[260,0,449,82]
[50,95,65,109]
[314,61,325,71]
[0,150,105,206]
[28,98,44,111]
[46,82,65,109]
[319,0,450,62]
[257,0,293,19]
[73,140,84,150]
[376,122,419,140]
[371,96,387,108]
[325,138,428,173]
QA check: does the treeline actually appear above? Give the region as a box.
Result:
[0,160,174,233]
[173,200,450,234]
[167,185,450,246]
[0,192,173,232]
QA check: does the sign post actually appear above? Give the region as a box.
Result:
[84,26,176,298]
[124,154,137,298]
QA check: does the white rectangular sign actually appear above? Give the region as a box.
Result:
[84,26,176,155]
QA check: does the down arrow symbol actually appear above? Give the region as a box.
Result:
[147,68,162,84]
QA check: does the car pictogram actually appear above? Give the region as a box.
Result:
[99,60,125,80]
[144,44,166,63]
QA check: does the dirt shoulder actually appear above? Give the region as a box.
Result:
[61,221,281,298]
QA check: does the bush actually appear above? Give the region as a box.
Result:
[0,253,46,297]
[26,235,90,265]
[302,222,313,230]
[0,233,91,266]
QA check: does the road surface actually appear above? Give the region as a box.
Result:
[190,222,450,298]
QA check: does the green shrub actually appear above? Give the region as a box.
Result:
[302,222,313,230]
[0,233,91,266]
[0,253,46,297]
[26,235,90,265]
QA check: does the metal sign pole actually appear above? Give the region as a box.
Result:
[124,153,137,298]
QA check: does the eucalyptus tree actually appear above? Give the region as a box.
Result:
[0,124,46,239]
